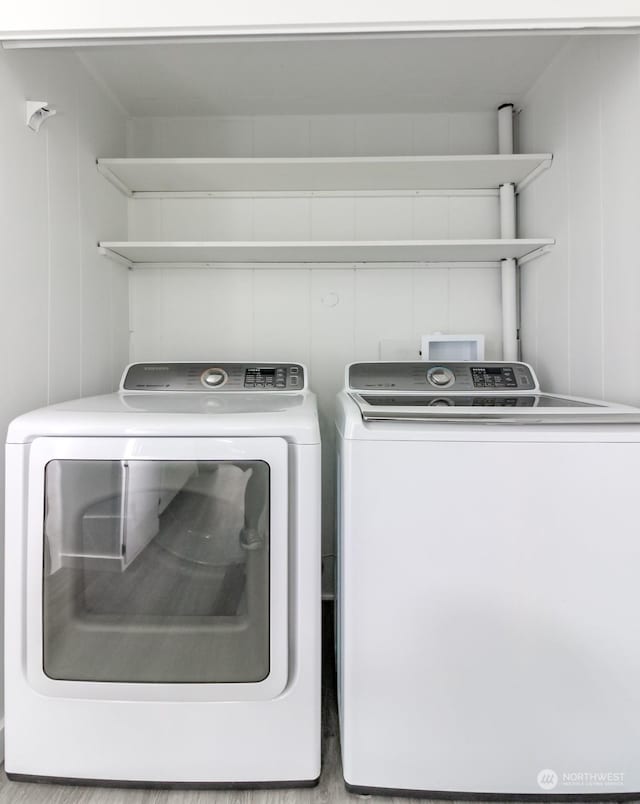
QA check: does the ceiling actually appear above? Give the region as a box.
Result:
[75,34,570,117]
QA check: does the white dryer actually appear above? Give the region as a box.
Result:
[337,361,640,798]
[5,362,320,787]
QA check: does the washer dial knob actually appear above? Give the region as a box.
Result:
[427,366,455,388]
[201,368,228,388]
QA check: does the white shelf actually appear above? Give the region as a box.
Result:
[97,154,553,196]
[98,239,554,268]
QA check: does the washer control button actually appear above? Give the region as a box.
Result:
[427,366,455,388]
[201,368,228,388]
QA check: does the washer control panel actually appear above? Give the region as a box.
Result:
[122,362,305,391]
[470,365,518,388]
[349,361,537,392]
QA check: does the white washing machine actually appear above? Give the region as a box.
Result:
[5,361,321,787]
[337,361,640,798]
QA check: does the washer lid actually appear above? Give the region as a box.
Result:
[343,361,640,425]
[350,391,640,424]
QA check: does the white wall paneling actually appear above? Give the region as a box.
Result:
[449,268,503,358]
[76,63,129,395]
[519,34,640,404]
[310,268,356,594]
[130,267,254,360]
[519,45,571,394]
[0,45,128,760]
[564,37,604,402]
[600,37,640,406]
[125,113,507,159]
[253,197,311,241]
[161,199,254,241]
[311,197,356,241]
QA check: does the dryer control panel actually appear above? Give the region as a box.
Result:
[122,362,305,391]
[348,362,538,392]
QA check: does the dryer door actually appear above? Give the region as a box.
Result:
[25,436,288,701]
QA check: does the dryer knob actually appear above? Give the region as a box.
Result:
[427,366,455,388]
[201,368,228,388]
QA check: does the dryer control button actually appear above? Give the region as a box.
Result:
[427,366,455,388]
[201,368,228,388]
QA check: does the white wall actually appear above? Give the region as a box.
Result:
[126,111,504,593]
[0,46,128,750]
[519,34,640,404]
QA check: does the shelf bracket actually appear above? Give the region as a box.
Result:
[517,245,553,267]
[98,246,133,270]
[516,156,553,193]
[96,161,133,197]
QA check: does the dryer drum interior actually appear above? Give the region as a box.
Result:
[42,459,270,684]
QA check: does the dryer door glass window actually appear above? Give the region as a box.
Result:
[42,460,270,683]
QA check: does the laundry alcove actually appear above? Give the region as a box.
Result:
[1,22,640,605]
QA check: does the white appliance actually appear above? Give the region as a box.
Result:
[5,361,321,787]
[336,360,640,798]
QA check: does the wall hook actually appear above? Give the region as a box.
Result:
[26,100,57,132]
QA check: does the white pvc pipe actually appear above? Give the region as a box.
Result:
[501,258,518,361]
[498,103,518,361]
[499,183,516,239]
[498,103,514,155]
[499,184,517,358]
